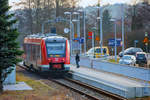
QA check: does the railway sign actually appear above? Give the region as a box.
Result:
[143,37,149,43]
[95,36,100,41]
[51,27,56,33]
[73,37,80,41]
[108,38,122,47]
[134,40,139,43]
[79,37,84,44]
[88,32,93,39]
[55,17,62,22]
[145,32,148,36]
[74,33,77,38]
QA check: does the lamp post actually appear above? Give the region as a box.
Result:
[92,27,97,58]
[83,10,86,55]
[73,12,81,55]
[111,18,117,62]
[78,9,86,55]
[64,12,72,56]
[97,6,103,56]
[122,4,125,57]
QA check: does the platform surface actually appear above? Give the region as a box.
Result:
[70,64,150,98]
[70,65,149,87]
[4,82,33,91]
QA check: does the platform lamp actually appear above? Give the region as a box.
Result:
[110,18,117,62]
[64,12,73,56]
[78,9,87,56]
[72,12,81,55]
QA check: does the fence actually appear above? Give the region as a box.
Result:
[71,56,150,81]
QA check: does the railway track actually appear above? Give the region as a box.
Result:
[52,76,127,100]
[18,64,127,100]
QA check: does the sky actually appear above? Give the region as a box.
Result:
[9,0,19,6]
[79,0,132,7]
[79,0,141,7]
[9,0,137,7]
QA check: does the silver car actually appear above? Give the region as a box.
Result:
[119,55,136,66]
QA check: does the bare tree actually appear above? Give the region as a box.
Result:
[14,0,79,36]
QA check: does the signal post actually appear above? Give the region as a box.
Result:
[143,32,149,53]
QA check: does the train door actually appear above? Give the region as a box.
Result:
[35,45,41,69]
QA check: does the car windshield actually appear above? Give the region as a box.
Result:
[46,42,66,56]
[125,47,134,52]
[95,48,106,53]
[87,48,94,53]
[125,47,143,53]
[122,56,132,60]
[132,48,143,52]
[137,54,145,58]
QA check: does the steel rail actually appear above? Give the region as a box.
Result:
[18,64,127,100]
[50,78,102,100]
[18,65,99,99]
[64,75,127,100]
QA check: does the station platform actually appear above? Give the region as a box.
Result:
[69,64,150,99]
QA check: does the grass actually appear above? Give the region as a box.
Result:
[0,72,73,100]
[107,58,120,64]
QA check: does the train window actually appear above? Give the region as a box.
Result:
[95,48,101,53]
[35,45,40,60]
[26,44,31,61]
[36,45,41,59]
[46,42,66,57]
[23,44,27,54]
[32,44,36,61]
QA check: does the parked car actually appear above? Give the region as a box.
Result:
[86,46,109,58]
[119,47,143,57]
[119,55,136,66]
[136,52,148,65]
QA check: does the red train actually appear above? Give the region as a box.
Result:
[23,34,70,72]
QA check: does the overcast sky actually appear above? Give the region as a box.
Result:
[9,0,138,7]
[79,0,134,7]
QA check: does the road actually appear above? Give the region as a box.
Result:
[83,55,150,68]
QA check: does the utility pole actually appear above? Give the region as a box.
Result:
[77,14,81,55]
[122,4,125,57]
[79,9,86,55]
[64,12,73,56]
[99,5,103,56]
[83,9,86,55]
[92,32,94,56]
[73,12,81,55]
[97,0,103,56]
[114,20,117,62]
[98,0,100,6]
[111,18,117,62]
[70,14,72,56]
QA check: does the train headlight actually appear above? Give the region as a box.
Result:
[48,59,52,62]
[62,58,65,62]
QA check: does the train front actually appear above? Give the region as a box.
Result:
[41,36,70,72]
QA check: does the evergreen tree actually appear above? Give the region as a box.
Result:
[102,10,112,36]
[0,0,23,93]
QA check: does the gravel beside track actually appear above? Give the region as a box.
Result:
[17,65,125,100]
[51,78,114,100]
[17,66,89,100]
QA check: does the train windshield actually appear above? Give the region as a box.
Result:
[46,42,66,57]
